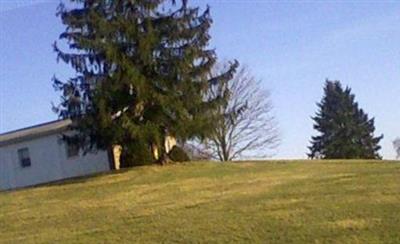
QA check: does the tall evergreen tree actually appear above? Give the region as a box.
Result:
[308,80,383,159]
[53,0,238,166]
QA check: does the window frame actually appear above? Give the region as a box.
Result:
[17,147,31,168]
[66,142,79,159]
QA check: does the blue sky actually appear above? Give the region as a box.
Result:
[0,1,399,159]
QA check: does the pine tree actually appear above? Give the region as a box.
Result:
[308,80,383,159]
[53,0,238,166]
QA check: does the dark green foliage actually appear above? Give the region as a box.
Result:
[168,146,190,162]
[53,0,238,166]
[120,142,154,168]
[308,80,383,159]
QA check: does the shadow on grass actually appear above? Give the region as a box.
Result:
[1,167,136,193]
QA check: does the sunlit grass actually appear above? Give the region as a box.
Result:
[0,160,399,243]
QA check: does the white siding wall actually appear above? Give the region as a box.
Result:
[0,133,110,190]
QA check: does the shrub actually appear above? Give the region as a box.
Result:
[168,146,190,162]
[120,143,154,167]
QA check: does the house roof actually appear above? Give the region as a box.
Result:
[0,119,72,147]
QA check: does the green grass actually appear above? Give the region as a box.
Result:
[0,160,399,243]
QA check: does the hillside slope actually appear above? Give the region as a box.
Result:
[0,160,399,243]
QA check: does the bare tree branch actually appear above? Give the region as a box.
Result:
[192,63,280,161]
[393,137,400,159]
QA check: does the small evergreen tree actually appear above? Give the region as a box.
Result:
[308,80,383,159]
[53,0,237,166]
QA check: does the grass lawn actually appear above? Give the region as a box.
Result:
[0,160,399,243]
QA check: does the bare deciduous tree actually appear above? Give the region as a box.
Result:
[192,64,279,161]
[393,138,400,159]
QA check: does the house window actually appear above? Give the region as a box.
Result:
[18,148,31,168]
[66,142,79,158]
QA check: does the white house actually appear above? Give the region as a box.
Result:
[0,119,116,191]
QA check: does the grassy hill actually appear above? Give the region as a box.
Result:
[0,160,399,243]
